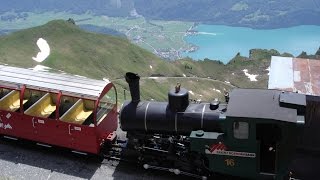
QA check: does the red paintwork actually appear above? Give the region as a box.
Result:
[96,106,118,147]
[95,83,118,148]
[0,84,118,155]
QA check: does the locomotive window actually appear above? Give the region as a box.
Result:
[233,121,249,139]
[96,87,116,125]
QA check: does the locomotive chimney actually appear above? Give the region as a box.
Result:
[125,72,140,103]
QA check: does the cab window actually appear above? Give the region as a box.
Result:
[96,87,116,125]
[233,121,249,139]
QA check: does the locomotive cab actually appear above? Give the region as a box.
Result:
[190,89,306,179]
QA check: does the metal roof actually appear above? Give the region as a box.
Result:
[0,65,110,99]
[226,89,305,123]
[268,56,320,95]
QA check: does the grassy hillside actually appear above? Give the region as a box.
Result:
[114,77,234,103]
[0,20,276,103]
[173,55,270,89]
[0,20,181,79]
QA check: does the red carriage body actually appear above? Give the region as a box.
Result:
[0,65,117,154]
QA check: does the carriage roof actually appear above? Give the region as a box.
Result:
[0,65,111,99]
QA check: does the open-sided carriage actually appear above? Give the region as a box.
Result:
[0,65,117,154]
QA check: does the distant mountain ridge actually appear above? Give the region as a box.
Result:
[0,0,134,17]
[1,0,319,28]
[133,0,320,29]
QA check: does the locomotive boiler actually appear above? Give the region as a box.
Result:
[120,72,306,180]
[120,72,224,135]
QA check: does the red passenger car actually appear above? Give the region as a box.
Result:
[0,65,117,155]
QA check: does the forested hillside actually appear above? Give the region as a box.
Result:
[134,0,320,28]
[1,0,319,28]
[0,0,133,16]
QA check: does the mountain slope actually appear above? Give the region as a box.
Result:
[0,20,181,79]
[0,19,275,89]
[0,19,291,102]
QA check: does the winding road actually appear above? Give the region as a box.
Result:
[111,76,237,88]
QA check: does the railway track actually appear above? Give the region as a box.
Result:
[0,137,179,180]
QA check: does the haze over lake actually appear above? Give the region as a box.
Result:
[183,25,320,63]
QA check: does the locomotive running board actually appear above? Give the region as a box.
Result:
[143,164,207,180]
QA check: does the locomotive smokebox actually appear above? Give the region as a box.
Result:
[125,72,140,103]
[168,83,189,112]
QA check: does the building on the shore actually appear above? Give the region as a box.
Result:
[268,56,320,151]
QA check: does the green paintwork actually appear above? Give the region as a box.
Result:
[190,115,304,179]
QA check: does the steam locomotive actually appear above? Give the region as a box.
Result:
[0,66,307,180]
[120,72,306,180]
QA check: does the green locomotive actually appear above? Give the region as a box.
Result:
[120,73,306,180]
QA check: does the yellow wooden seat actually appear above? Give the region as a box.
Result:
[9,99,28,112]
[75,110,93,123]
[25,93,56,118]
[60,99,93,125]
[9,98,20,111]
[41,103,56,117]
[0,90,21,111]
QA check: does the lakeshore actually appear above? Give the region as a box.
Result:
[183,25,320,63]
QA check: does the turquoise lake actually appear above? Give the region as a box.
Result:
[183,25,320,63]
